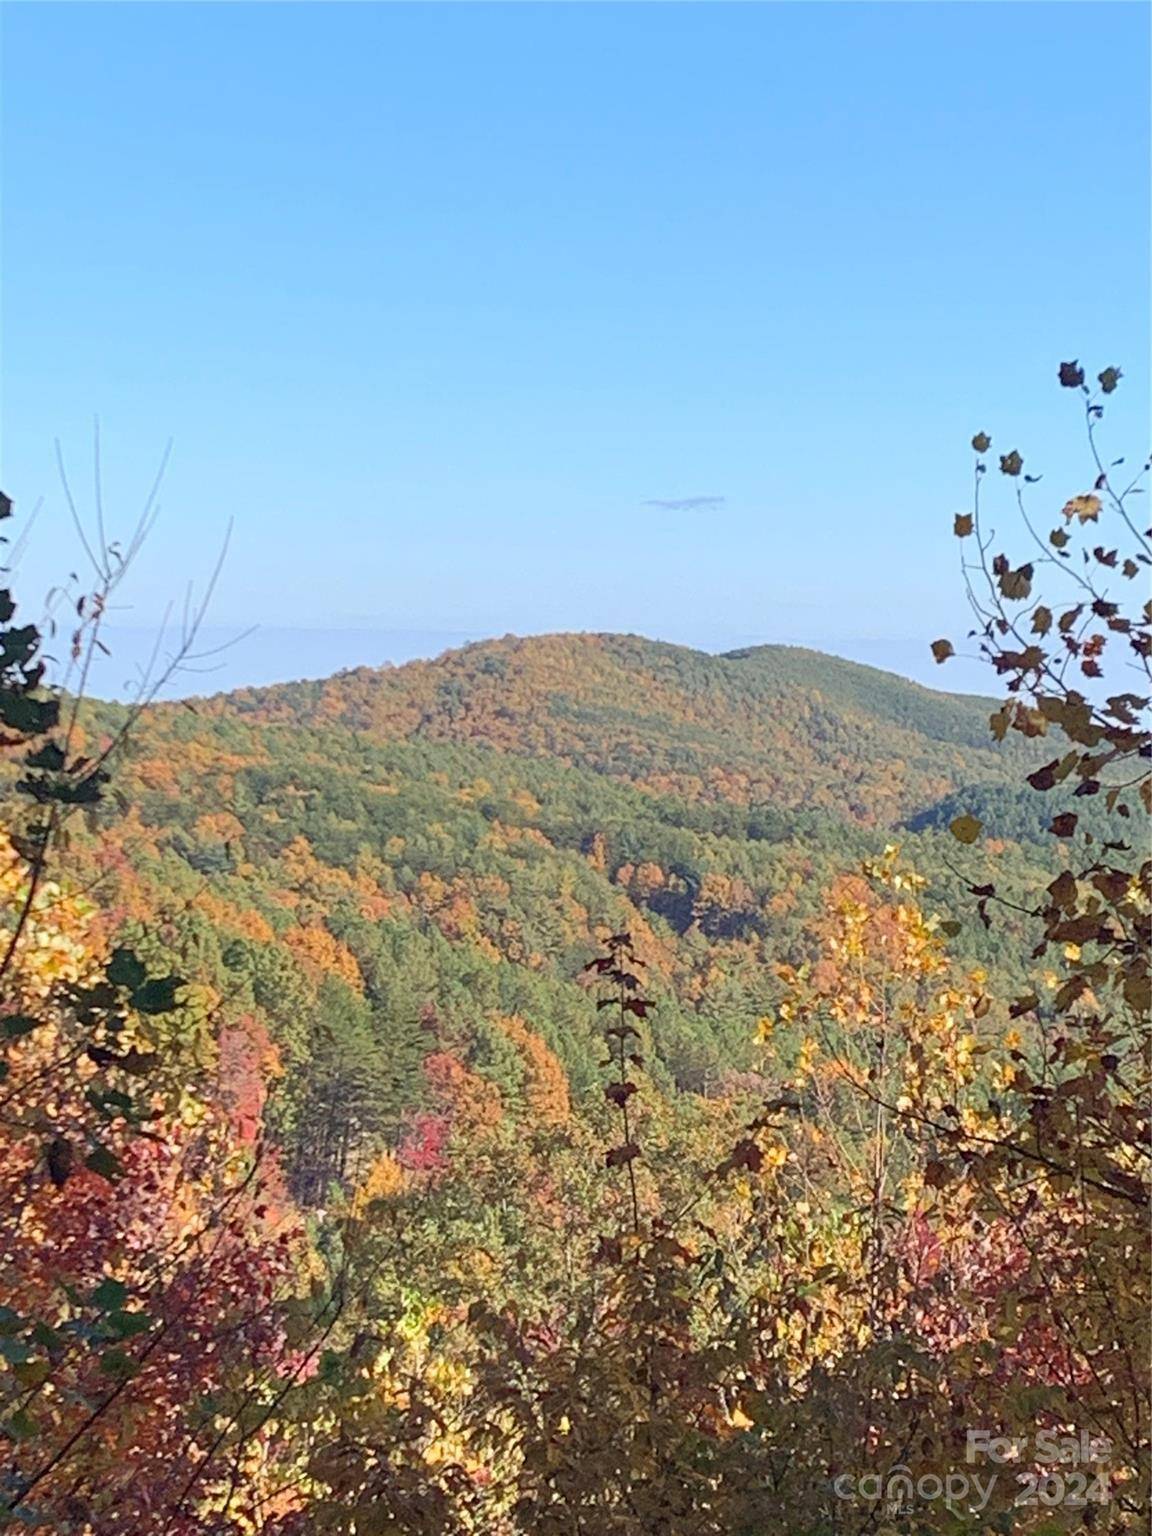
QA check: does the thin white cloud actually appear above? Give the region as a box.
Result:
[643,496,727,512]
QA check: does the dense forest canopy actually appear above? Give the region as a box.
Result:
[57,632,1060,1127]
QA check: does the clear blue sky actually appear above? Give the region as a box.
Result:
[2,2,1148,697]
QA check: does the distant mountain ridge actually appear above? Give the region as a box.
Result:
[201,632,1021,827]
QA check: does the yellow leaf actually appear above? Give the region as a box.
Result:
[1062,493,1101,523]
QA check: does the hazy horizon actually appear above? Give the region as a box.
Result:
[3,2,1147,692]
[60,620,997,703]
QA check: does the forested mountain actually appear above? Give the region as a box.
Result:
[57,633,1059,1197]
[210,632,1029,822]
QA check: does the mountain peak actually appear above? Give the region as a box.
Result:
[205,630,1009,827]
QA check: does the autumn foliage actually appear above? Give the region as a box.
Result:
[1,365,1148,1531]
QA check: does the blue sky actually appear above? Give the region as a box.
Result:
[2,2,1148,697]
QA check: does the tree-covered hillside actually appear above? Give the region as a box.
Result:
[207,634,1032,824]
[54,634,1059,1194]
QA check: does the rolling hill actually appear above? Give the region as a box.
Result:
[203,633,1028,825]
[58,633,1054,1189]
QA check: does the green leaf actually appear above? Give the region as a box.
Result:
[0,691,58,736]
[318,1349,345,1386]
[949,814,983,845]
[91,1278,129,1311]
[12,1358,51,1389]
[2,1014,39,1040]
[85,1146,125,1182]
[97,1347,138,1380]
[105,1310,151,1341]
[1098,365,1121,394]
[87,1087,134,1116]
[132,976,183,1015]
[22,741,65,772]
[29,1320,64,1351]
[47,1137,74,1188]
[105,948,147,990]
[3,1407,37,1442]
